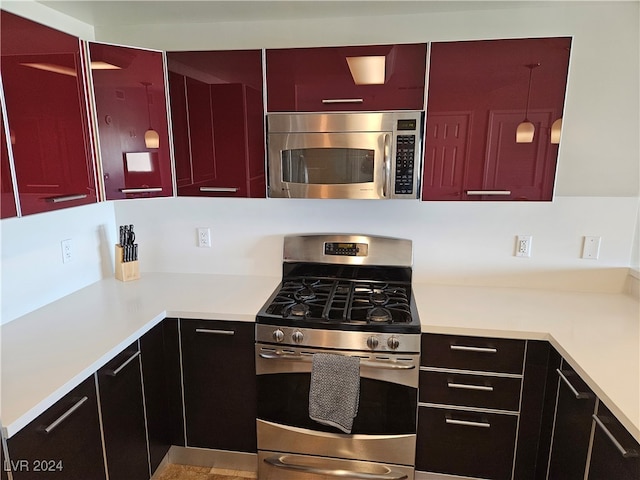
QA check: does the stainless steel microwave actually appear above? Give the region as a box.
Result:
[267,111,424,199]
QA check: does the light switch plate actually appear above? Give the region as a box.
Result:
[582,236,601,259]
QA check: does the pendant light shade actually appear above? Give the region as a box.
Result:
[550,117,562,144]
[516,121,535,143]
[516,63,540,144]
[141,81,159,149]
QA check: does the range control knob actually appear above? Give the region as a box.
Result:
[387,336,400,350]
[272,329,285,343]
[292,330,304,344]
[367,336,379,350]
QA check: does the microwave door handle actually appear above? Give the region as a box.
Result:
[383,134,392,198]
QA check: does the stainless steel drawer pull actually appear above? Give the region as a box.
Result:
[44,193,89,203]
[119,187,163,194]
[107,351,141,376]
[465,190,512,196]
[450,345,497,354]
[321,98,365,104]
[195,328,235,336]
[264,455,408,479]
[556,369,591,399]
[199,187,239,193]
[42,396,88,434]
[445,418,491,428]
[592,414,640,458]
[447,382,494,392]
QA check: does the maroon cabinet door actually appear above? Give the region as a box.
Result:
[166,50,265,197]
[266,43,427,112]
[1,11,97,215]
[1,104,17,218]
[423,37,571,201]
[89,42,173,200]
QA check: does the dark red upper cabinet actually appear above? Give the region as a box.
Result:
[166,50,265,197]
[422,37,571,201]
[0,11,97,215]
[1,103,18,219]
[266,44,427,112]
[88,42,173,200]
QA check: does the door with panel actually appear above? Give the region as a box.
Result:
[0,11,97,214]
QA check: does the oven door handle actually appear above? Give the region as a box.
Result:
[259,351,415,370]
[383,133,391,198]
[264,455,408,479]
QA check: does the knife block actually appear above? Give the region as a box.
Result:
[114,244,140,282]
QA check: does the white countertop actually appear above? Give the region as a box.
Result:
[1,273,638,443]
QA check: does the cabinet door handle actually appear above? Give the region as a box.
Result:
[465,190,512,196]
[447,382,494,392]
[199,187,239,193]
[592,414,640,458]
[382,134,391,198]
[556,369,591,399]
[119,187,163,194]
[44,193,88,203]
[195,328,235,336]
[321,98,364,104]
[41,396,88,434]
[106,351,141,376]
[450,345,497,354]
[445,418,491,428]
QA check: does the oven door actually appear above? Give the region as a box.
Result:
[255,343,418,467]
[268,131,391,199]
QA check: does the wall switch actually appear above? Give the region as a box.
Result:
[61,239,73,263]
[197,227,211,248]
[582,236,601,259]
[515,235,532,257]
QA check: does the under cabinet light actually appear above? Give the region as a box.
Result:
[346,56,386,85]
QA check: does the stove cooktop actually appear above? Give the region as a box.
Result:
[256,275,421,334]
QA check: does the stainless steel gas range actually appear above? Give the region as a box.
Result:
[255,234,420,480]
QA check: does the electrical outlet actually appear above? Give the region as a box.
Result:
[515,235,532,257]
[61,239,73,263]
[582,236,601,259]
[197,227,211,248]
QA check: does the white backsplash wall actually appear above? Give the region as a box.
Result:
[0,202,117,324]
[113,195,638,293]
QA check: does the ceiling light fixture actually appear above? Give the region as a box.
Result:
[550,117,562,144]
[346,56,386,85]
[516,63,540,143]
[141,82,159,149]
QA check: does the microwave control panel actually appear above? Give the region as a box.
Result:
[394,134,416,195]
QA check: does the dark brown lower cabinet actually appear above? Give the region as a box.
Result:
[180,319,257,452]
[97,341,149,480]
[6,376,106,480]
[588,403,640,480]
[416,406,518,479]
[547,360,597,479]
[140,319,184,474]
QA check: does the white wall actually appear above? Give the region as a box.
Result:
[1,1,638,324]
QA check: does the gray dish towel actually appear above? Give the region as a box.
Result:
[309,353,361,433]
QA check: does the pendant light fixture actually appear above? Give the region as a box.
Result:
[516,63,540,143]
[550,117,562,144]
[141,82,159,149]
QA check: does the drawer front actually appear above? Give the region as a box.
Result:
[421,334,526,374]
[419,370,522,412]
[416,406,518,480]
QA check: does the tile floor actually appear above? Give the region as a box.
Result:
[153,464,256,480]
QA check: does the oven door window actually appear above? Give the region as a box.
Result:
[281,148,374,184]
[257,373,417,435]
